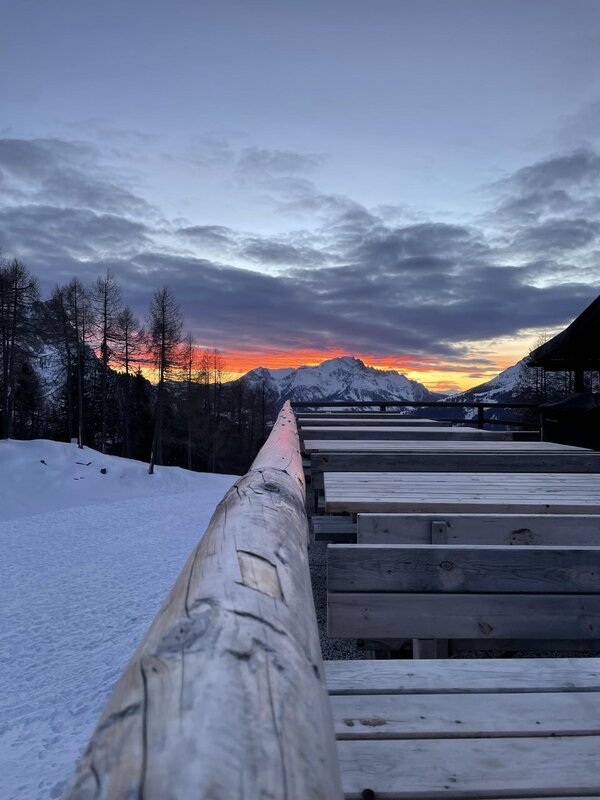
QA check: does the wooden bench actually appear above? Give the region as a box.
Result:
[324,471,600,515]
[327,543,600,655]
[357,512,600,545]
[326,657,600,799]
[310,450,600,511]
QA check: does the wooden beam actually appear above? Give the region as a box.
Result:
[337,736,600,799]
[302,425,515,441]
[298,417,448,427]
[312,451,600,474]
[67,402,343,800]
[331,690,600,739]
[327,544,600,593]
[357,512,600,546]
[325,657,600,695]
[328,592,600,639]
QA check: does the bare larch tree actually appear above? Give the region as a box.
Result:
[147,287,183,474]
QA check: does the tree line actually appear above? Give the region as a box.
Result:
[0,255,277,475]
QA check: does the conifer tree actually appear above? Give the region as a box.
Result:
[0,258,40,438]
[92,270,122,452]
[147,287,183,474]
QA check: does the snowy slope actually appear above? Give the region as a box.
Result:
[0,441,237,800]
[241,356,441,404]
[452,359,534,403]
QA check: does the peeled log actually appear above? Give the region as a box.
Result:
[67,401,343,799]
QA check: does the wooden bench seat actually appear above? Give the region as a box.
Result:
[309,450,600,511]
[325,657,600,799]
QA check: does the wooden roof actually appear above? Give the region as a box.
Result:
[528,294,600,371]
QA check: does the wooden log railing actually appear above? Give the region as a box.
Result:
[67,401,343,800]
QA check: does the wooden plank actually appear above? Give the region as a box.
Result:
[312,451,600,474]
[298,418,448,427]
[324,472,600,515]
[298,412,431,418]
[327,593,600,639]
[302,426,515,441]
[304,439,585,453]
[332,690,600,739]
[452,638,600,654]
[357,513,600,546]
[327,544,600,593]
[337,736,600,799]
[67,402,343,800]
[312,516,357,543]
[325,657,600,695]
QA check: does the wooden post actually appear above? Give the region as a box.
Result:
[477,405,485,429]
[67,401,343,800]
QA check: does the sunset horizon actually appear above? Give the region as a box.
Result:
[3,1,600,396]
[198,345,531,393]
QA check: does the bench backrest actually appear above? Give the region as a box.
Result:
[327,543,600,641]
[357,513,600,546]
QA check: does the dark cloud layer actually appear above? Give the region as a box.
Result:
[1,136,599,364]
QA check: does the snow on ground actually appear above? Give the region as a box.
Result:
[0,440,237,800]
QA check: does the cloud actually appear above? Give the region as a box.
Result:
[498,148,600,193]
[236,146,323,177]
[178,224,237,249]
[1,134,599,370]
[511,217,600,254]
[0,137,157,218]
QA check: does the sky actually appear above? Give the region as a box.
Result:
[2,0,600,390]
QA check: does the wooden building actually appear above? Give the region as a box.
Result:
[529,294,600,391]
[529,294,600,448]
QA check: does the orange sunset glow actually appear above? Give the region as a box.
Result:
[207,343,530,390]
[196,328,551,392]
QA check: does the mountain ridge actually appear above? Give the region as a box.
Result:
[235,356,444,405]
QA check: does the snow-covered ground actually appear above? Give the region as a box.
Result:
[0,440,237,800]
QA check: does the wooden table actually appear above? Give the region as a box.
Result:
[326,657,600,799]
[324,471,600,514]
[301,426,519,441]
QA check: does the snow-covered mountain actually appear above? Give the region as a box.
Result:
[238,356,442,404]
[445,357,588,424]
[451,358,539,405]
[449,357,592,407]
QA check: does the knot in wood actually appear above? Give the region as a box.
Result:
[262,482,280,493]
[439,560,455,571]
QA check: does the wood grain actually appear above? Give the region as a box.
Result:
[328,592,600,639]
[302,426,515,441]
[337,736,600,798]
[325,657,600,695]
[332,690,600,738]
[67,401,343,800]
[324,471,600,514]
[304,439,584,452]
[327,544,600,593]
[357,512,600,545]
[312,451,600,473]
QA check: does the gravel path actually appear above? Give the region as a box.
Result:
[308,521,370,661]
